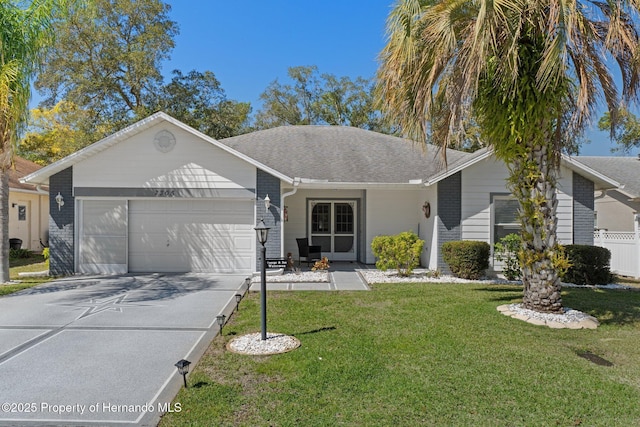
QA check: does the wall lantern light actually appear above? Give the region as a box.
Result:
[264,194,271,211]
[174,359,191,388]
[55,192,65,211]
[422,202,431,219]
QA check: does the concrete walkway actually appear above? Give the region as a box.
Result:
[248,262,371,291]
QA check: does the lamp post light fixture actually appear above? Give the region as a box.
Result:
[174,359,191,388]
[235,293,242,311]
[254,218,271,340]
[216,314,226,334]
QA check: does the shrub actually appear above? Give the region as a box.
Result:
[441,240,490,280]
[9,248,32,259]
[493,233,522,280]
[312,257,330,271]
[371,231,424,276]
[563,245,612,285]
[42,247,50,260]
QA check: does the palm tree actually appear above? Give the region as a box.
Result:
[0,0,68,282]
[378,0,640,313]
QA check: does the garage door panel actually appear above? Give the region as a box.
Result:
[128,200,254,273]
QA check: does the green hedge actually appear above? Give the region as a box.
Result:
[371,231,424,277]
[564,245,612,286]
[441,240,490,280]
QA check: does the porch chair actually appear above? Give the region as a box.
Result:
[296,238,322,267]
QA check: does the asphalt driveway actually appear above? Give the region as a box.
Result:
[0,273,247,426]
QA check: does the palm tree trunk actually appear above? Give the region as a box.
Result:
[0,169,9,283]
[511,144,563,313]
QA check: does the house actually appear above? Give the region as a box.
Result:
[572,156,640,278]
[574,156,640,232]
[9,156,48,251]
[21,112,618,276]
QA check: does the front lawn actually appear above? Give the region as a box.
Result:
[160,284,640,426]
[0,253,50,296]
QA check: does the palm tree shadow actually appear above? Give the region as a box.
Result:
[293,326,337,336]
[562,288,640,326]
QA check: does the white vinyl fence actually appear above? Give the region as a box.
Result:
[594,230,640,279]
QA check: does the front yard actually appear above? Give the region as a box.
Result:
[160,283,640,426]
[0,253,50,296]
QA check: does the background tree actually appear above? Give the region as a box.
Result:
[29,0,249,156]
[19,100,100,165]
[255,65,395,134]
[598,108,640,153]
[378,0,640,313]
[35,0,177,129]
[149,70,251,139]
[0,0,69,282]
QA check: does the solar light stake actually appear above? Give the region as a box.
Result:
[216,314,226,334]
[174,359,191,388]
[235,293,242,311]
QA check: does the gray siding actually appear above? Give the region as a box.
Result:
[49,167,74,276]
[437,172,462,272]
[573,172,595,245]
[256,170,281,270]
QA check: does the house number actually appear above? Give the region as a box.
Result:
[154,189,176,197]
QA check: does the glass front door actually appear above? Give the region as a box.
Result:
[309,200,357,261]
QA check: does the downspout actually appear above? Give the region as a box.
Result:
[35,184,49,249]
[280,178,300,257]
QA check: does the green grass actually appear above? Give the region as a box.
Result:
[160,284,640,427]
[0,253,50,296]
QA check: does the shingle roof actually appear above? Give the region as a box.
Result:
[575,156,640,197]
[220,126,469,183]
[10,157,46,192]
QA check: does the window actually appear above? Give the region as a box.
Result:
[18,206,26,221]
[493,196,520,243]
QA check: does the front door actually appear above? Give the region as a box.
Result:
[308,200,357,261]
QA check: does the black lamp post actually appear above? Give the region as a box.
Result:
[254,218,271,340]
[174,359,191,388]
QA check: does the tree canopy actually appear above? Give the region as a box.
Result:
[23,0,251,159]
[598,108,640,153]
[255,65,395,134]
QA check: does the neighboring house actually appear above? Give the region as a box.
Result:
[574,156,640,232]
[573,156,640,278]
[21,112,618,276]
[9,156,48,252]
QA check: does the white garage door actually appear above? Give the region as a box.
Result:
[129,199,254,273]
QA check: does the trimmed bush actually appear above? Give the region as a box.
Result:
[493,233,522,281]
[564,245,612,286]
[371,231,424,276]
[442,240,490,280]
[9,248,32,259]
[42,247,50,260]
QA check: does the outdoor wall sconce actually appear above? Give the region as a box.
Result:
[422,201,431,219]
[264,194,271,211]
[174,359,191,388]
[55,192,65,211]
[235,293,242,311]
[216,314,226,334]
